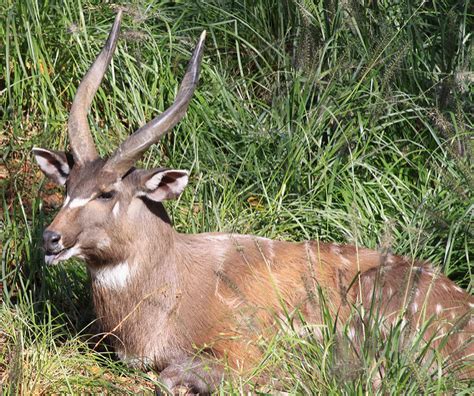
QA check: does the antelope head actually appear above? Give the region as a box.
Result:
[33,11,205,267]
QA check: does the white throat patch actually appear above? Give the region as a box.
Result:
[91,261,134,290]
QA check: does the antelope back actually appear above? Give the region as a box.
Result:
[351,261,474,375]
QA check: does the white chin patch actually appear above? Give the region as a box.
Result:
[45,246,82,265]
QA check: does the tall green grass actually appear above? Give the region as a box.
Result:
[1,0,472,393]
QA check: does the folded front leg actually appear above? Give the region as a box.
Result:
[156,356,224,395]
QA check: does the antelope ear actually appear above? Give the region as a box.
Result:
[138,169,189,202]
[32,148,74,186]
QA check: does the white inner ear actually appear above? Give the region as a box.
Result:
[35,154,68,185]
[145,173,165,191]
[60,162,70,176]
[144,170,189,202]
[168,173,189,194]
[35,155,57,174]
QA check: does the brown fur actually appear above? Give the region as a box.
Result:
[86,203,473,387]
[352,261,473,376]
[35,141,473,393]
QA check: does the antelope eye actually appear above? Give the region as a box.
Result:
[97,191,115,201]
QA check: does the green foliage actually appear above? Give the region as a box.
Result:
[1,0,472,393]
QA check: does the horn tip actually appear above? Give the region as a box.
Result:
[113,7,124,24]
[196,30,207,48]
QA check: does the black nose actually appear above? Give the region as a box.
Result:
[43,230,62,253]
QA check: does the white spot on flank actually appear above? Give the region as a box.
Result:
[453,285,463,293]
[386,254,395,264]
[468,302,474,309]
[91,261,134,290]
[69,197,92,208]
[411,303,418,314]
[308,325,324,340]
[330,244,342,255]
[112,201,120,217]
[435,304,443,315]
[415,289,420,297]
[339,254,351,268]
[401,318,409,329]
[348,327,356,340]
[222,296,243,309]
[208,234,273,244]
[205,235,230,242]
[387,287,393,297]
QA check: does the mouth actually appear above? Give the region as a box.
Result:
[45,246,80,265]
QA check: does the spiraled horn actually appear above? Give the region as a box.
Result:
[68,10,122,164]
[102,30,206,177]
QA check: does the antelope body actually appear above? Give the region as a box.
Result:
[34,12,473,393]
